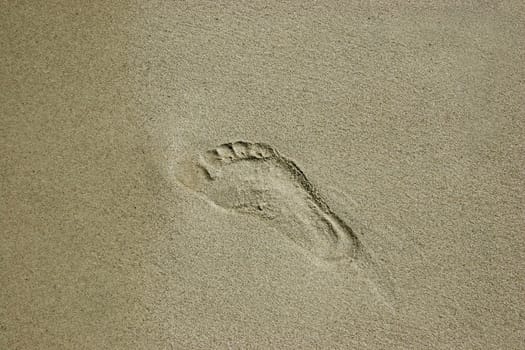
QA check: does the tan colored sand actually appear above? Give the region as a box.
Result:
[1,1,524,349]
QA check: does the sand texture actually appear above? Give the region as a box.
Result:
[1,1,524,349]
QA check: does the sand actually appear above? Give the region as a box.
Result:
[1,1,524,349]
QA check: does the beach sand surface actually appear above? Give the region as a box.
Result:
[1,1,524,349]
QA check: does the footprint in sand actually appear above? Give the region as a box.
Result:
[185,141,364,261]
